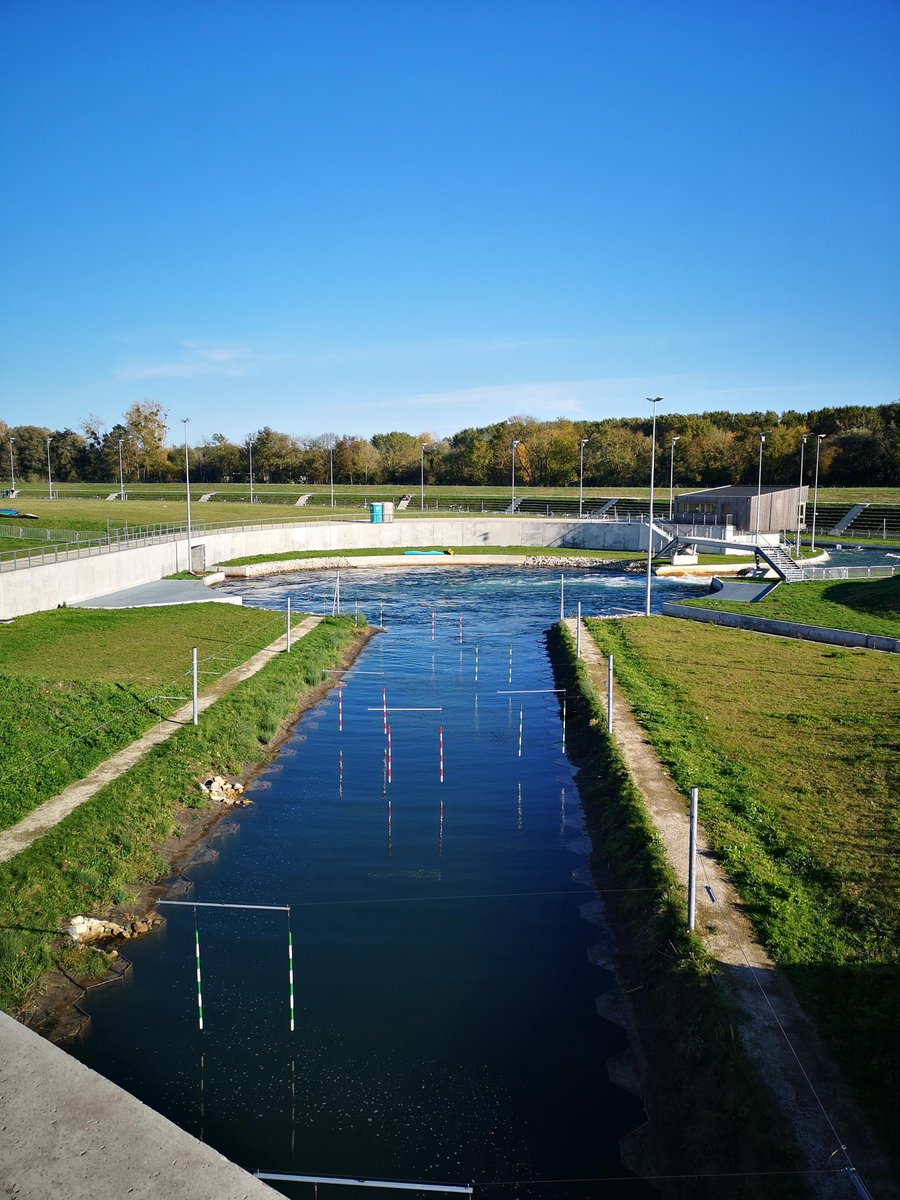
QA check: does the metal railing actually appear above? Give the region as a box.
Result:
[802,565,897,581]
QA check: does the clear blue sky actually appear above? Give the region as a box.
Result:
[1,0,898,444]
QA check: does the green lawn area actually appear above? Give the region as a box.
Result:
[680,572,900,637]
[217,545,643,567]
[0,604,289,831]
[585,615,900,1160]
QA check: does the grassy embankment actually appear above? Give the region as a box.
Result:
[0,612,363,1016]
[680,572,900,638]
[547,624,809,1196]
[583,610,900,1165]
[0,604,294,833]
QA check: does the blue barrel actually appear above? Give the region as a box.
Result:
[370,502,383,524]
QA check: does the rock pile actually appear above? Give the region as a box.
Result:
[200,775,251,806]
[523,554,619,569]
[63,914,161,943]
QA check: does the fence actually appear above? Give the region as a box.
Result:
[802,564,897,581]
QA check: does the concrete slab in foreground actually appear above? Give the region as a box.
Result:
[0,1012,274,1199]
[72,578,242,609]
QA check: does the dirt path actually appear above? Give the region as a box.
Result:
[568,617,897,1200]
[0,616,322,866]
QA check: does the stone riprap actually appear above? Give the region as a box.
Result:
[222,556,352,576]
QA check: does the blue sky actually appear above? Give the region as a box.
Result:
[1,0,898,444]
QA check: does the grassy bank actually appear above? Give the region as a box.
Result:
[584,616,900,1163]
[0,605,290,831]
[679,572,900,638]
[0,616,364,1017]
[217,545,642,567]
[546,624,808,1197]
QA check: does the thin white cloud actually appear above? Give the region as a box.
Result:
[112,341,259,383]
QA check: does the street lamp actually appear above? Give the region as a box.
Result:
[329,441,335,508]
[510,439,520,512]
[795,435,808,556]
[8,437,15,494]
[181,418,193,572]
[420,442,426,511]
[248,439,255,505]
[578,438,589,518]
[811,434,826,553]
[46,436,53,500]
[755,432,767,546]
[644,397,663,617]
[668,435,681,520]
[118,439,125,502]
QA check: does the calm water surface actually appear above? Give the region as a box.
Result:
[71,567,700,1198]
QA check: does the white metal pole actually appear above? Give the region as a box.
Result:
[668,436,680,520]
[249,440,254,505]
[511,439,519,512]
[192,648,199,726]
[811,435,825,553]
[575,601,581,658]
[182,418,193,572]
[795,435,807,555]
[578,439,587,517]
[755,432,766,546]
[420,443,425,511]
[286,597,292,652]
[46,436,53,500]
[607,654,613,734]
[559,574,564,621]
[687,786,699,931]
[8,438,15,493]
[330,444,334,507]
[118,438,125,501]
[644,397,662,616]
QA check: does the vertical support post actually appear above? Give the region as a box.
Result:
[192,647,199,726]
[607,654,613,734]
[286,597,292,652]
[687,786,699,931]
[575,602,582,659]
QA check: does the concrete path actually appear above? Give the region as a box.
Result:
[0,1011,275,1199]
[72,578,239,608]
[568,618,897,1199]
[0,616,322,865]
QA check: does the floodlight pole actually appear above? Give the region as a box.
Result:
[8,438,15,493]
[46,436,53,500]
[644,398,662,617]
[118,438,125,501]
[811,434,826,553]
[755,432,767,547]
[329,443,335,508]
[248,439,254,505]
[795,435,807,555]
[420,442,425,511]
[182,418,193,572]
[511,439,520,512]
[578,438,588,517]
[668,435,680,520]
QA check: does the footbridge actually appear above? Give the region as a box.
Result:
[654,525,808,583]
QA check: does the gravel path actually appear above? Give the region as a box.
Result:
[0,616,322,866]
[569,617,897,1200]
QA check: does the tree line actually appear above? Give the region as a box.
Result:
[2,401,898,489]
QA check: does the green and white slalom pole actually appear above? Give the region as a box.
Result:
[288,911,296,1032]
[193,907,204,1032]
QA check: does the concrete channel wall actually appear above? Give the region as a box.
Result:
[662,601,900,653]
[0,518,649,618]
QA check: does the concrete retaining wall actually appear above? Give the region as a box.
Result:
[662,602,900,653]
[0,518,649,618]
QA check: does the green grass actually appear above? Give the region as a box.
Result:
[217,545,643,567]
[679,572,900,637]
[0,616,362,1017]
[0,605,289,831]
[584,615,900,1161]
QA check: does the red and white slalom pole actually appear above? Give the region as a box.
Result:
[439,724,444,783]
[387,724,392,784]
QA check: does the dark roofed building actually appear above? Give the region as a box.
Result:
[672,484,808,535]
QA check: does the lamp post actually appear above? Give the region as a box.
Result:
[795,435,808,555]
[755,432,767,546]
[644,397,662,617]
[248,439,254,505]
[118,439,125,501]
[420,442,426,511]
[181,418,193,572]
[510,439,520,512]
[329,442,334,508]
[811,434,826,553]
[578,438,589,517]
[8,437,15,494]
[668,435,681,520]
[46,436,53,500]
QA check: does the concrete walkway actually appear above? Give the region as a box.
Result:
[0,616,322,865]
[72,578,239,608]
[569,618,897,1199]
[0,1011,274,1199]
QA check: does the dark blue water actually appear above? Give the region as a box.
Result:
[70,567,699,1198]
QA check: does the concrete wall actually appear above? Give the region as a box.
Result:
[662,602,900,653]
[0,518,650,618]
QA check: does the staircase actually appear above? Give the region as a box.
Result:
[396,494,412,510]
[759,543,807,583]
[830,503,867,535]
[504,497,523,515]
